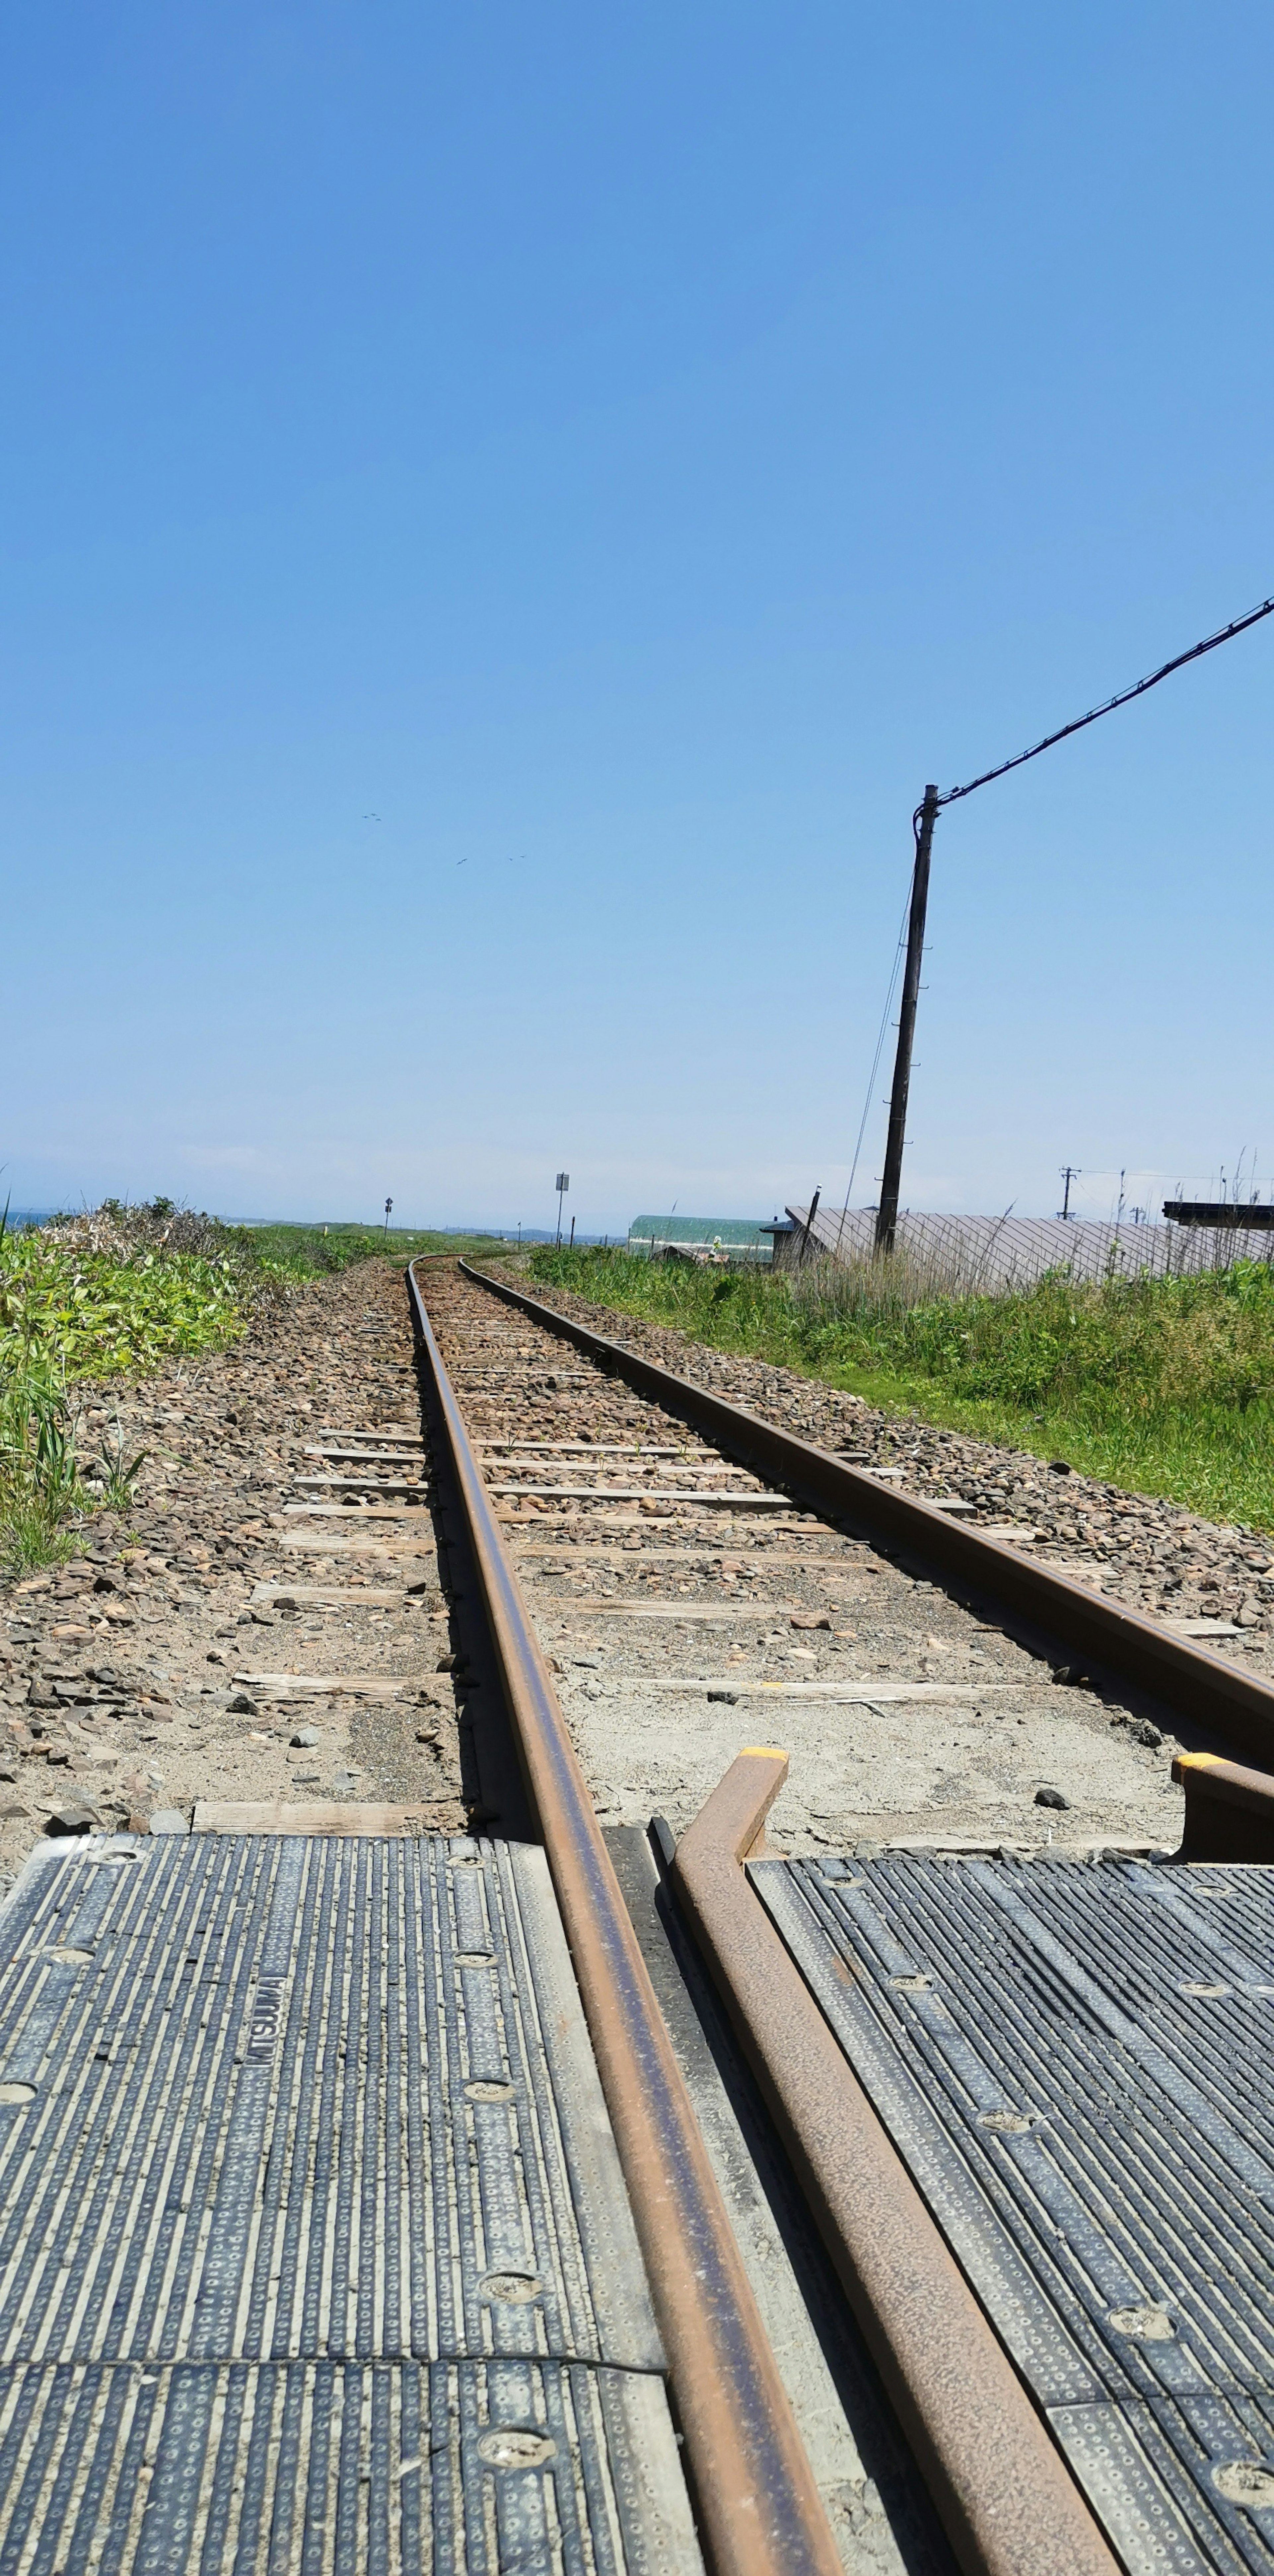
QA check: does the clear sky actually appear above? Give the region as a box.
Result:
[5,3,1273,1239]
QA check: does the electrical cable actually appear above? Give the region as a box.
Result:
[935,590,1274,815]
[866,586,1274,1233]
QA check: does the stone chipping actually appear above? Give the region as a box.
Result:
[432,1266,1203,1858]
[0,1261,465,1877]
[3,1251,1264,1878]
[509,1272,1274,1648]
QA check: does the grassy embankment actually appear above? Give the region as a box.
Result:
[525,1244,1274,1532]
[244,1221,508,1275]
[0,1202,495,1571]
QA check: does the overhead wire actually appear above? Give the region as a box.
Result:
[935,590,1274,815]
[834,874,914,1251]
[860,584,1274,1225]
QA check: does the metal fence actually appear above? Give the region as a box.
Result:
[785,1204,1274,1291]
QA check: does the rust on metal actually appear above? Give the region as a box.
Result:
[671,1749,1121,2576]
[1172,1749,1274,1860]
[191,1801,451,1836]
[461,1262,1274,1767]
[406,1263,842,2576]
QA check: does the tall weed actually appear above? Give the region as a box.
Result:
[0,1199,259,1570]
[524,1245,1274,1529]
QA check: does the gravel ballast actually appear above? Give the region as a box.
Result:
[506,1272,1274,1651]
[0,1262,465,1879]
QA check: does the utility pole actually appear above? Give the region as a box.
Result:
[1058,1166,1078,1220]
[875,786,938,1255]
[862,589,1274,1258]
[569,1215,576,1248]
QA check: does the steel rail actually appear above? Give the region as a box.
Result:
[672,1750,1121,2576]
[1172,1747,1274,1859]
[460,1261,1274,1766]
[405,1262,842,2576]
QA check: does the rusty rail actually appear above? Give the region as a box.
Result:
[673,1749,1122,2576]
[405,1262,842,2576]
[1172,1749,1274,1860]
[460,1260,1274,1766]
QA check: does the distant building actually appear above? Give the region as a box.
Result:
[626,1215,772,1266]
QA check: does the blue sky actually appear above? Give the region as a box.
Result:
[4,2,1273,1237]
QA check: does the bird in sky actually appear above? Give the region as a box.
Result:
[363,812,381,822]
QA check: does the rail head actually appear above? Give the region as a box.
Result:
[672,1751,1122,2576]
[1172,1749,1274,1860]
[405,1261,842,2576]
[459,1258,1274,1768]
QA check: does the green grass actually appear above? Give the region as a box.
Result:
[0,1202,506,1570]
[0,1204,260,1570]
[242,1222,511,1278]
[522,1245,1274,1532]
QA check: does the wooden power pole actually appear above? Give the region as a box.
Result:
[875,784,939,1255]
[862,595,1274,1263]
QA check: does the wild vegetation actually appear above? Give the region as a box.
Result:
[0,1200,495,1572]
[524,1242,1274,1530]
[244,1220,508,1276]
[0,1202,252,1573]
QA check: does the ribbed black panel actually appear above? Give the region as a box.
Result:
[0,2359,688,2576]
[755,1851,1274,2575]
[0,1838,698,2574]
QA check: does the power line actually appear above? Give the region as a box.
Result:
[934,590,1274,819]
[877,585,1274,1249]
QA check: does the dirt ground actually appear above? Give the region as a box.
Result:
[0,1262,465,1889]
[5,1256,1264,1876]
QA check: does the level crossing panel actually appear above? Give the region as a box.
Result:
[0,1831,700,2575]
[754,1848,1274,2576]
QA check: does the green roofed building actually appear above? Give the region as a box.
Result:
[626,1215,773,1265]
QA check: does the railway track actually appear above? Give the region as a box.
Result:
[421,1259,1254,1863]
[407,1256,1274,2576]
[0,1256,1271,2573]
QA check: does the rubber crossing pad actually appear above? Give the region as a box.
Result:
[753,1850,1274,2576]
[0,1833,701,2574]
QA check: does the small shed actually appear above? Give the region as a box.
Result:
[626,1216,773,1266]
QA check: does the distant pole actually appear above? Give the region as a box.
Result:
[383,1196,393,1244]
[1059,1166,1077,1220]
[555,1172,569,1246]
[875,786,938,1255]
[569,1215,576,1248]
